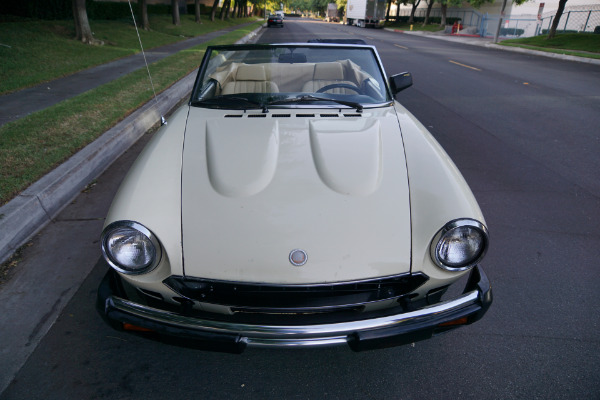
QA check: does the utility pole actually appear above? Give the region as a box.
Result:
[494,0,508,43]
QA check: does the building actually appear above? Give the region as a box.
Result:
[391,0,600,37]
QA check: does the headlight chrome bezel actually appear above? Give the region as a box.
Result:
[430,219,489,272]
[101,220,162,275]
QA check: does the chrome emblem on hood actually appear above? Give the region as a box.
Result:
[289,249,307,266]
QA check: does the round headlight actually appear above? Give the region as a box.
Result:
[431,219,488,271]
[101,221,161,275]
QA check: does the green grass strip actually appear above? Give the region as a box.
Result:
[0,21,264,204]
[500,33,600,60]
[500,43,600,60]
[0,15,260,94]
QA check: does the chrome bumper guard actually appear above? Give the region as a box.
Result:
[97,266,492,352]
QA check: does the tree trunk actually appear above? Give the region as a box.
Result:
[547,0,568,39]
[220,0,231,20]
[493,0,508,43]
[171,0,180,25]
[408,0,420,24]
[423,0,434,25]
[72,0,98,44]
[219,0,226,19]
[140,0,150,30]
[195,0,202,23]
[232,0,238,18]
[395,0,400,19]
[72,0,81,40]
[440,3,447,26]
[386,0,392,21]
[210,0,219,21]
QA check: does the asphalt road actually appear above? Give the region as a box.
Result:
[1,19,599,399]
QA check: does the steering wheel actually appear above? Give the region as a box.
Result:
[316,83,363,95]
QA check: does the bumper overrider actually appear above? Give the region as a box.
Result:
[97,264,492,353]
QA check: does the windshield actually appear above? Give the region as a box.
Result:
[191,44,392,110]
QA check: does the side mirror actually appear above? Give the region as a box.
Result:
[389,72,413,95]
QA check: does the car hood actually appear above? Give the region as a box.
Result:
[181,107,411,284]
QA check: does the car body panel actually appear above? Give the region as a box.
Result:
[180,107,412,283]
[394,102,485,284]
[103,106,188,281]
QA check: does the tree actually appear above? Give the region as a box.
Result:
[440,0,447,26]
[400,0,421,24]
[547,0,568,39]
[210,0,220,21]
[140,0,150,30]
[422,0,434,25]
[172,0,181,25]
[438,0,467,26]
[72,0,98,44]
[493,0,508,42]
[310,0,329,16]
[385,0,393,21]
[220,0,232,20]
[195,0,203,23]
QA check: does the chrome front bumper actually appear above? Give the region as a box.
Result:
[97,266,492,352]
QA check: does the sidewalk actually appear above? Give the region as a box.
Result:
[0,21,257,127]
[385,28,600,66]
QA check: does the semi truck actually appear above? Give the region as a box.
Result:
[345,0,386,28]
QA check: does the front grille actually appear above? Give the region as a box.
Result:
[163,273,428,312]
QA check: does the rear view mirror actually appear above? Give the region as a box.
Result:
[389,72,413,95]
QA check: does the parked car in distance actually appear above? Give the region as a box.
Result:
[268,14,283,27]
[97,43,493,353]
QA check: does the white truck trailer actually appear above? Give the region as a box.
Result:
[345,0,386,28]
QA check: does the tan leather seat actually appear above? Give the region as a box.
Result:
[221,65,279,95]
[301,62,356,94]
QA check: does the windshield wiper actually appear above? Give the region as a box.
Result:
[267,95,363,112]
[191,96,268,112]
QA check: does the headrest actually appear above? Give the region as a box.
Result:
[235,65,267,81]
[313,62,344,80]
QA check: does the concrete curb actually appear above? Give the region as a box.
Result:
[384,28,600,66]
[0,25,262,265]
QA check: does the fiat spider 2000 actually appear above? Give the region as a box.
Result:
[97,43,492,352]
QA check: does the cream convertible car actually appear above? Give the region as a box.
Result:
[97,43,492,352]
